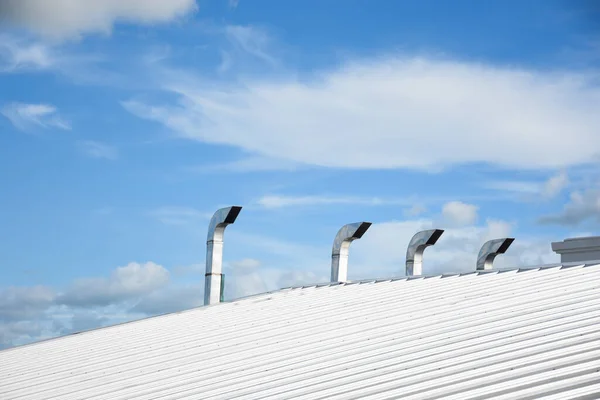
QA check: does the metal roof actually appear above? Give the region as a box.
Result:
[2,263,600,399]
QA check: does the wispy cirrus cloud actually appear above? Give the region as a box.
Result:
[77,140,118,160]
[148,206,211,225]
[224,25,278,66]
[1,102,70,132]
[255,193,515,210]
[256,195,413,209]
[0,34,54,72]
[185,156,306,174]
[123,56,600,172]
[484,171,570,200]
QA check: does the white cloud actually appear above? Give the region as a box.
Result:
[542,171,570,198]
[539,187,600,226]
[0,34,54,72]
[77,140,118,160]
[486,171,570,200]
[1,102,70,131]
[256,195,412,209]
[185,156,305,174]
[403,204,428,217]
[218,50,234,74]
[0,262,176,349]
[131,284,203,315]
[149,206,211,225]
[0,0,198,40]
[0,35,129,86]
[0,286,55,321]
[441,201,479,226]
[230,258,261,270]
[484,180,541,195]
[256,194,501,210]
[124,57,600,171]
[224,25,277,66]
[223,259,327,300]
[58,262,170,307]
[171,263,204,276]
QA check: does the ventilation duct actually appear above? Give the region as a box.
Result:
[204,206,242,305]
[476,238,514,270]
[405,229,444,276]
[551,236,600,264]
[331,222,371,282]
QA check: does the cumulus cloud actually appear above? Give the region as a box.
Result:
[0,286,55,321]
[0,262,177,348]
[0,0,198,40]
[441,201,479,226]
[123,57,600,171]
[77,140,118,160]
[131,284,203,315]
[222,258,327,299]
[538,187,600,226]
[1,102,70,131]
[57,262,170,307]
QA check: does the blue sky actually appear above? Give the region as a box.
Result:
[1,0,599,348]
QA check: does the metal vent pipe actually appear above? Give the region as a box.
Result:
[405,229,444,276]
[204,206,242,305]
[476,238,514,271]
[331,222,371,283]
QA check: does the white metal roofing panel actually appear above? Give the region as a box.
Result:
[1,264,600,399]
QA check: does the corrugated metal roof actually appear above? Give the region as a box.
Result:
[2,263,600,399]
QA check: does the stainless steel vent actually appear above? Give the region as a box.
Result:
[476,238,515,270]
[405,229,444,276]
[331,222,371,282]
[204,206,242,305]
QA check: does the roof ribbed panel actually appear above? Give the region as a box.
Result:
[1,264,600,399]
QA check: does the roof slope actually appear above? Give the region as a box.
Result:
[2,264,600,399]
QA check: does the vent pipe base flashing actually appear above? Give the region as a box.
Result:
[552,236,600,264]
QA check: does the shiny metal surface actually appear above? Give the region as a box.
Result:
[405,229,444,276]
[477,238,515,270]
[2,264,600,399]
[204,206,242,305]
[331,222,371,282]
